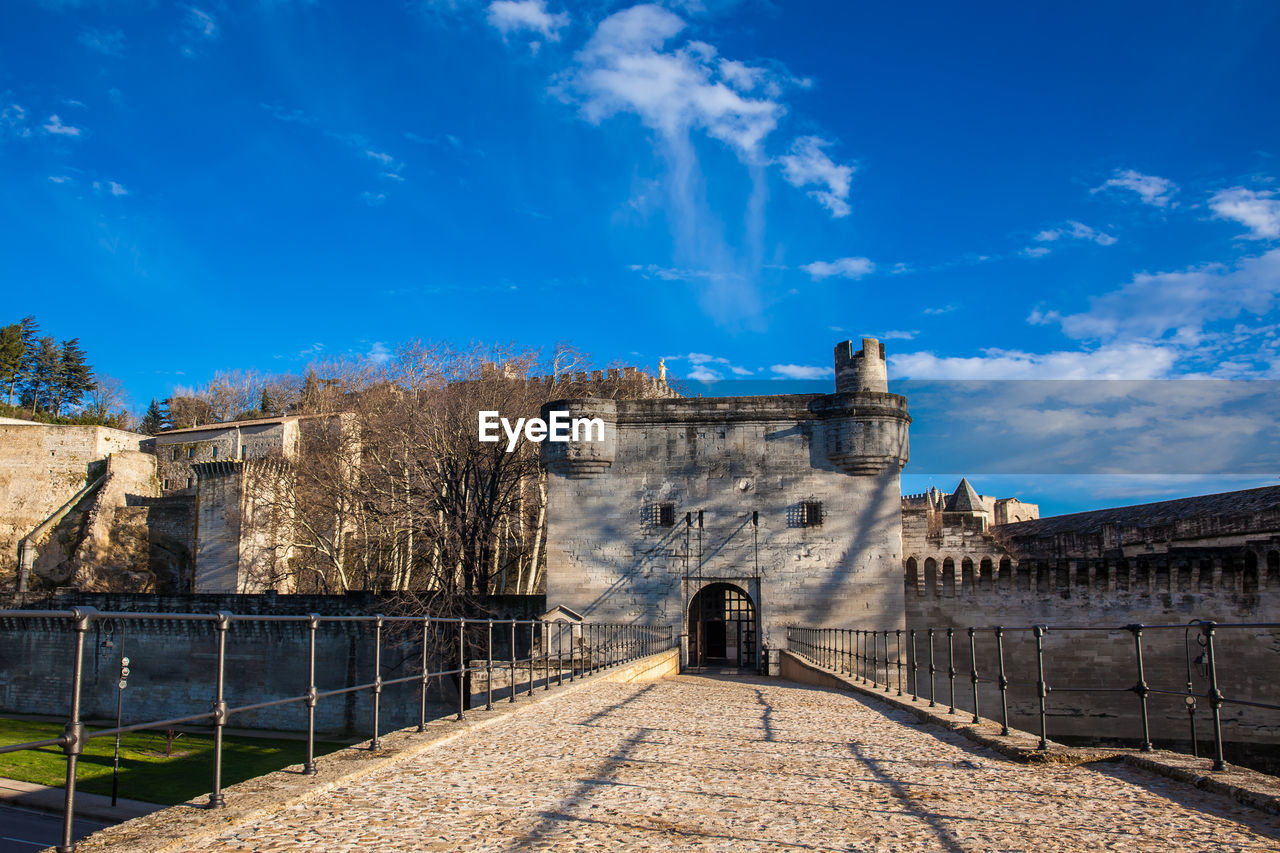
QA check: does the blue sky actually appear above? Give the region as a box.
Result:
[3,1,1280,512]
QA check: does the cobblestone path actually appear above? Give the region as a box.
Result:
[190,675,1280,852]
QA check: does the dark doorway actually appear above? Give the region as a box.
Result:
[688,583,756,670]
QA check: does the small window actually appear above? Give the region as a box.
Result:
[162,478,169,490]
[240,445,248,460]
[212,446,219,459]
[187,447,194,459]
[172,448,179,460]
[657,503,675,527]
[186,477,193,488]
[802,501,823,527]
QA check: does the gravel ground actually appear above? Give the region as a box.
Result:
[186,673,1280,852]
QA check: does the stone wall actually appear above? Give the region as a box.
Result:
[0,422,149,587]
[902,548,1280,749]
[0,592,548,735]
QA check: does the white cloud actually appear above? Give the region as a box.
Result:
[800,256,873,280]
[365,149,395,166]
[188,7,217,38]
[876,330,918,341]
[1020,246,1051,258]
[1091,169,1178,208]
[48,175,71,183]
[1048,249,1280,343]
[770,364,832,380]
[362,191,387,206]
[664,351,752,380]
[106,180,127,196]
[368,342,392,365]
[42,114,82,136]
[1034,221,1117,246]
[924,304,957,315]
[778,135,853,218]
[890,342,1179,380]
[628,263,733,282]
[1,104,30,140]
[563,4,784,159]
[79,28,125,56]
[1209,187,1280,240]
[486,0,568,41]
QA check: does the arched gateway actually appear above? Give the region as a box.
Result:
[687,583,757,670]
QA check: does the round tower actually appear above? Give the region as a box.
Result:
[540,398,617,479]
[834,338,888,394]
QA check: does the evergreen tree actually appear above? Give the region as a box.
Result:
[140,399,164,435]
[259,387,276,416]
[53,338,93,417]
[16,316,40,409]
[23,336,60,416]
[0,323,22,406]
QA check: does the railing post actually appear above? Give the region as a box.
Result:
[543,621,550,690]
[208,611,231,809]
[528,622,535,697]
[910,629,918,701]
[1202,622,1226,771]
[883,632,891,692]
[995,627,1010,736]
[968,627,980,724]
[927,628,936,707]
[56,607,93,853]
[896,630,903,696]
[457,619,467,721]
[1034,625,1048,750]
[946,627,956,714]
[420,617,430,730]
[305,614,319,772]
[486,619,494,709]
[372,614,384,749]
[557,624,564,685]
[1130,624,1152,752]
[509,620,517,703]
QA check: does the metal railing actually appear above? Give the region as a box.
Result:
[787,621,1280,773]
[0,607,674,852]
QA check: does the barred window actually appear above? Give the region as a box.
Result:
[802,501,823,527]
[657,503,676,527]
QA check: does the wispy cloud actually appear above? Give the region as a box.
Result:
[664,351,753,380]
[92,179,128,196]
[778,136,853,218]
[628,263,735,282]
[362,191,387,206]
[1,104,30,140]
[1091,168,1178,208]
[486,0,568,42]
[1020,246,1050,258]
[181,7,219,57]
[42,114,82,136]
[78,28,125,57]
[368,342,392,364]
[770,363,832,380]
[1033,220,1117,246]
[891,342,1178,380]
[1209,186,1280,239]
[800,256,873,280]
[924,304,957,315]
[876,330,918,341]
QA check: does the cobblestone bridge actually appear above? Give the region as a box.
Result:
[173,673,1278,852]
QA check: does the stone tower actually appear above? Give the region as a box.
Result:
[541,340,910,672]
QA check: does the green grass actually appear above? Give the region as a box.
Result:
[0,718,346,806]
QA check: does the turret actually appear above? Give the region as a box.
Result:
[834,338,887,394]
[540,398,617,479]
[821,338,909,474]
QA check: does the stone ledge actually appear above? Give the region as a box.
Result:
[57,648,679,853]
[780,650,1280,816]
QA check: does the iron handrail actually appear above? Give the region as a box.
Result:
[786,620,1280,770]
[0,607,674,853]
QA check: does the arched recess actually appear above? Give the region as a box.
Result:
[905,557,919,596]
[687,582,756,670]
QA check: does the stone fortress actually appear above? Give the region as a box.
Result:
[1,339,1279,751]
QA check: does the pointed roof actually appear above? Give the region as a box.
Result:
[948,478,983,513]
